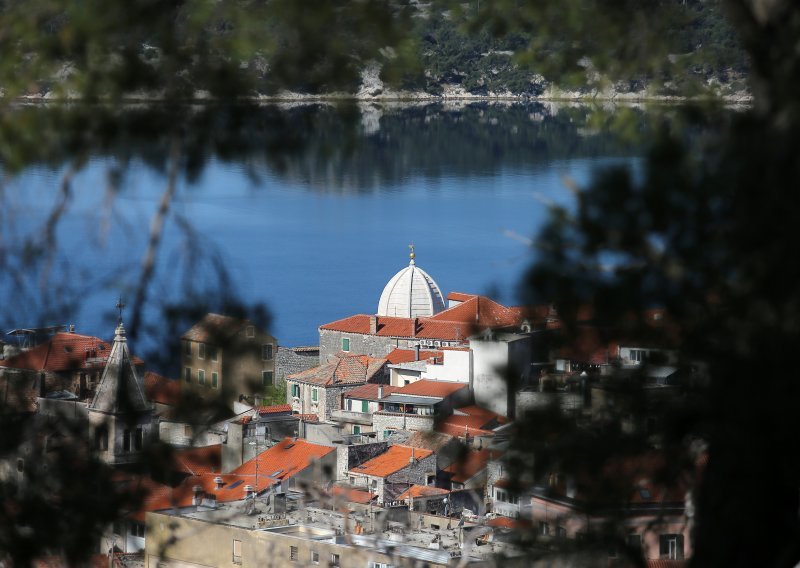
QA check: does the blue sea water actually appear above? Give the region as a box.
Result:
[0,104,640,362]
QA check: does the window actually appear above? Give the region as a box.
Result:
[184,341,191,356]
[135,427,143,450]
[123,429,131,451]
[232,539,242,564]
[292,384,300,398]
[330,553,340,566]
[16,458,24,473]
[184,367,192,383]
[208,345,218,361]
[497,489,507,502]
[198,369,205,385]
[261,371,273,386]
[246,326,255,338]
[95,427,108,451]
[129,522,145,538]
[353,425,361,435]
[342,337,350,352]
[311,551,319,564]
[362,400,369,413]
[198,343,205,359]
[312,388,318,402]
[289,546,298,561]
[539,521,550,536]
[556,526,567,539]
[660,534,684,560]
[262,344,273,360]
[209,371,218,388]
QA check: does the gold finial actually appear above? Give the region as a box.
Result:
[409,243,415,264]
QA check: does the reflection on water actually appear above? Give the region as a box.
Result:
[0,102,653,371]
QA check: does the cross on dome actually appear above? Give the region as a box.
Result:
[377,246,445,318]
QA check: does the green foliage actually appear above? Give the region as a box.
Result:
[262,379,288,407]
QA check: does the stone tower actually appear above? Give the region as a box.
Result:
[87,321,152,465]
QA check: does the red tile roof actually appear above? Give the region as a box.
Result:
[144,371,181,406]
[385,348,443,365]
[350,445,433,478]
[257,404,292,415]
[446,292,478,302]
[436,422,496,438]
[487,516,530,529]
[320,295,526,343]
[393,379,467,398]
[287,353,387,387]
[397,485,449,500]
[131,437,336,520]
[456,405,507,423]
[173,445,222,476]
[295,413,320,422]
[443,449,494,483]
[329,485,376,505]
[232,437,335,480]
[344,383,401,401]
[1,332,143,372]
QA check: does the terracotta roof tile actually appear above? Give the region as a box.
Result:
[257,404,292,415]
[344,384,401,400]
[436,423,496,438]
[385,348,443,365]
[173,445,222,476]
[287,354,387,387]
[350,445,433,478]
[444,449,493,483]
[393,379,467,398]
[232,437,334,481]
[1,332,143,372]
[446,292,478,302]
[455,405,508,423]
[144,371,181,406]
[397,485,449,500]
[487,516,530,529]
[329,485,376,505]
[295,413,320,422]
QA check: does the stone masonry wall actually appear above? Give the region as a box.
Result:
[383,453,438,502]
[320,329,411,362]
[335,441,389,480]
[372,412,435,434]
[275,346,319,381]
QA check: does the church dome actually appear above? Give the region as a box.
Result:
[377,247,446,318]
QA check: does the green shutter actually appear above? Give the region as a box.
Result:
[362,400,369,413]
[312,388,318,402]
[342,338,350,351]
[212,372,218,388]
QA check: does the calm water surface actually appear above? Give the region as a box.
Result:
[1,103,642,364]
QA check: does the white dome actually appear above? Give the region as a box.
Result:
[378,251,445,318]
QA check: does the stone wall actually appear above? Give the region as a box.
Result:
[383,452,437,502]
[320,329,411,362]
[372,412,435,434]
[336,441,390,480]
[275,346,319,381]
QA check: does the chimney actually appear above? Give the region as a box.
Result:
[214,476,224,490]
[414,344,420,361]
[378,385,384,399]
[413,318,419,337]
[409,447,416,464]
[69,324,75,333]
[244,485,255,498]
[369,316,378,335]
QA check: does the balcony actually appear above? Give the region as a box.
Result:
[329,409,373,425]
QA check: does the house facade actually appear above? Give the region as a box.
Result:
[181,313,278,409]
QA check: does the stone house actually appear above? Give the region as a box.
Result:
[181,313,278,409]
[332,383,401,436]
[347,444,437,505]
[285,353,388,422]
[372,379,470,438]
